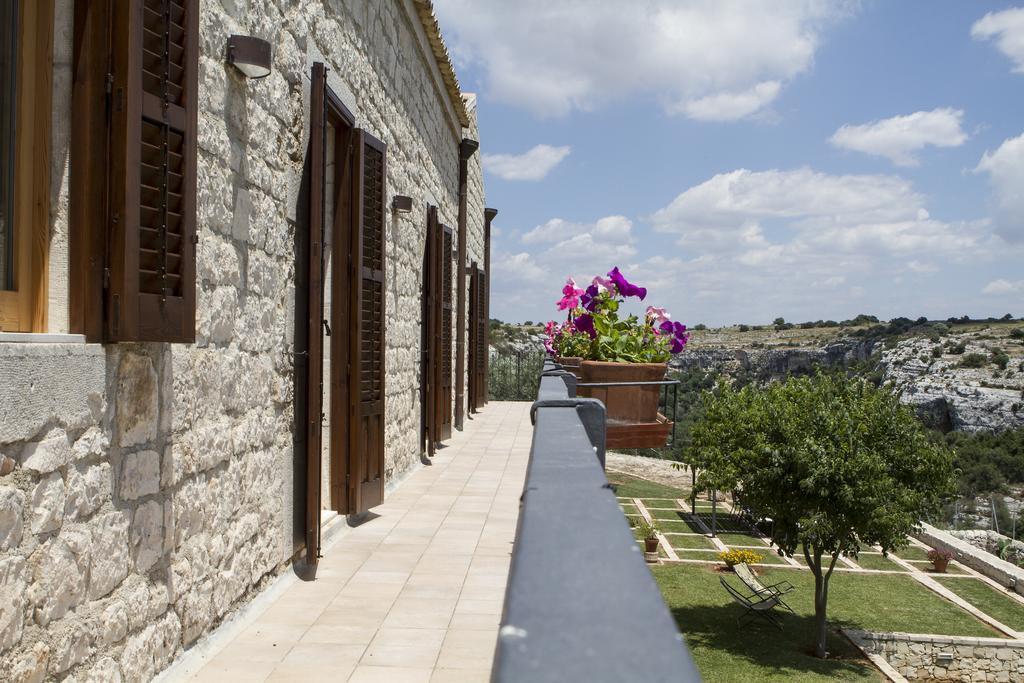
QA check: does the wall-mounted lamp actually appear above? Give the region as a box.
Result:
[226,35,272,79]
[392,195,413,213]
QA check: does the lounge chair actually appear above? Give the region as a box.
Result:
[719,576,784,630]
[733,562,795,613]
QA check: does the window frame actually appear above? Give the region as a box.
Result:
[0,0,53,333]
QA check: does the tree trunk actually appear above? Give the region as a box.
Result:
[804,542,840,658]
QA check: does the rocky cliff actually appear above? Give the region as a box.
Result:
[671,328,1024,433]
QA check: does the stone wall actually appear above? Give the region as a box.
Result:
[916,523,1024,598]
[847,629,1024,682]
[0,0,485,681]
[948,530,1024,568]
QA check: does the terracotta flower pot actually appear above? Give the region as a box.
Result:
[578,361,666,425]
[644,537,660,553]
[931,557,949,573]
[555,356,583,378]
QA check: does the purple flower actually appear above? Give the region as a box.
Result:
[659,320,674,336]
[670,337,685,354]
[581,284,600,312]
[607,267,647,300]
[574,314,597,339]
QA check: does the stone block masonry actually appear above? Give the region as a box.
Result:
[847,630,1024,682]
[0,0,486,681]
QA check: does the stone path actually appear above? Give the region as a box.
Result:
[172,401,532,683]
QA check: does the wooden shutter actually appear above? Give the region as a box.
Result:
[421,205,440,456]
[475,266,488,409]
[302,62,328,565]
[440,225,454,439]
[350,129,386,512]
[106,0,197,342]
[467,263,478,412]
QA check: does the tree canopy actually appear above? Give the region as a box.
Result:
[690,373,955,656]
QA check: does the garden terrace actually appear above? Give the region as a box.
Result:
[609,472,1024,681]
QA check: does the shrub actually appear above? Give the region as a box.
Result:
[959,353,988,368]
[992,349,1010,370]
[738,324,750,332]
[931,347,942,358]
[1010,328,1024,340]
[693,323,708,331]
[947,342,967,355]
[718,548,763,567]
[636,519,659,540]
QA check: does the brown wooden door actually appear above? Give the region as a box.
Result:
[350,129,386,512]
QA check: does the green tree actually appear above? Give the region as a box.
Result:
[690,374,954,658]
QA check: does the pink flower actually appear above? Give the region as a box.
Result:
[591,275,616,294]
[556,277,584,311]
[646,306,671,327]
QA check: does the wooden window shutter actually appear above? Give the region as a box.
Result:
[472,265,487,412]
[350,129,386,511]
[421,205,439,456]
[440,225,454,438]
[106,0,197,342]
[467,263,477,412]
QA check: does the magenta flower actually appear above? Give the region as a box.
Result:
[574,313,597,338]
[556,277,584,310]
[607,267,646,300]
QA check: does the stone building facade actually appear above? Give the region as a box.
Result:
[0,1,490,681]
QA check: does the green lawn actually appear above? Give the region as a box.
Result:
[658,519,703,533]
[715,532,766,546]
[653,563,998,683]
[851,554,905,572]
[890,545,932,562]
[649,507,688,521]
[607,472,686,499]
[668,534,718,549]
[932,577,1024,631]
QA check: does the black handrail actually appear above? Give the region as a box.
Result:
[492,360,702,682]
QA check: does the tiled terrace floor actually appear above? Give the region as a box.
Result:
[185,401,532,683]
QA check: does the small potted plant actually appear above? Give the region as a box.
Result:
[637,519,660,553]
[927,548,954,573]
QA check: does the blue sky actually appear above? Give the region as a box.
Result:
[433,1,1024,326]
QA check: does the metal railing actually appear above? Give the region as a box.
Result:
[488,348,546,401]
[492,359,702,682]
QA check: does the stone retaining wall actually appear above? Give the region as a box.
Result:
[916,522,1024,597]
[0,1,485,681]
[948,529,1024,568]
[846,630,1024,682]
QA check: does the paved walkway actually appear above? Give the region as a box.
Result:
[184,401,532,683]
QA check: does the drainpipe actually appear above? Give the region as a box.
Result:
[484,208,497,405]
[455,138,478,431]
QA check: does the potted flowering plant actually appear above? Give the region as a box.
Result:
[927,548,954,573]
[543,319,590,376]
[545,267,690,448]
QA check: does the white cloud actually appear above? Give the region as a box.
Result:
[982,279,1024,295]
[829,108,968,166]
[675,81,781,122]
[907,260,938,274]
[522,215,632,245]
[482,144,571,181]
[645,167,996,320]
[975,133,1024,243]
[972,8,1024,73]
[434,0,853,120]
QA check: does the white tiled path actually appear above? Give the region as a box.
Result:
[186,401,532,683]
